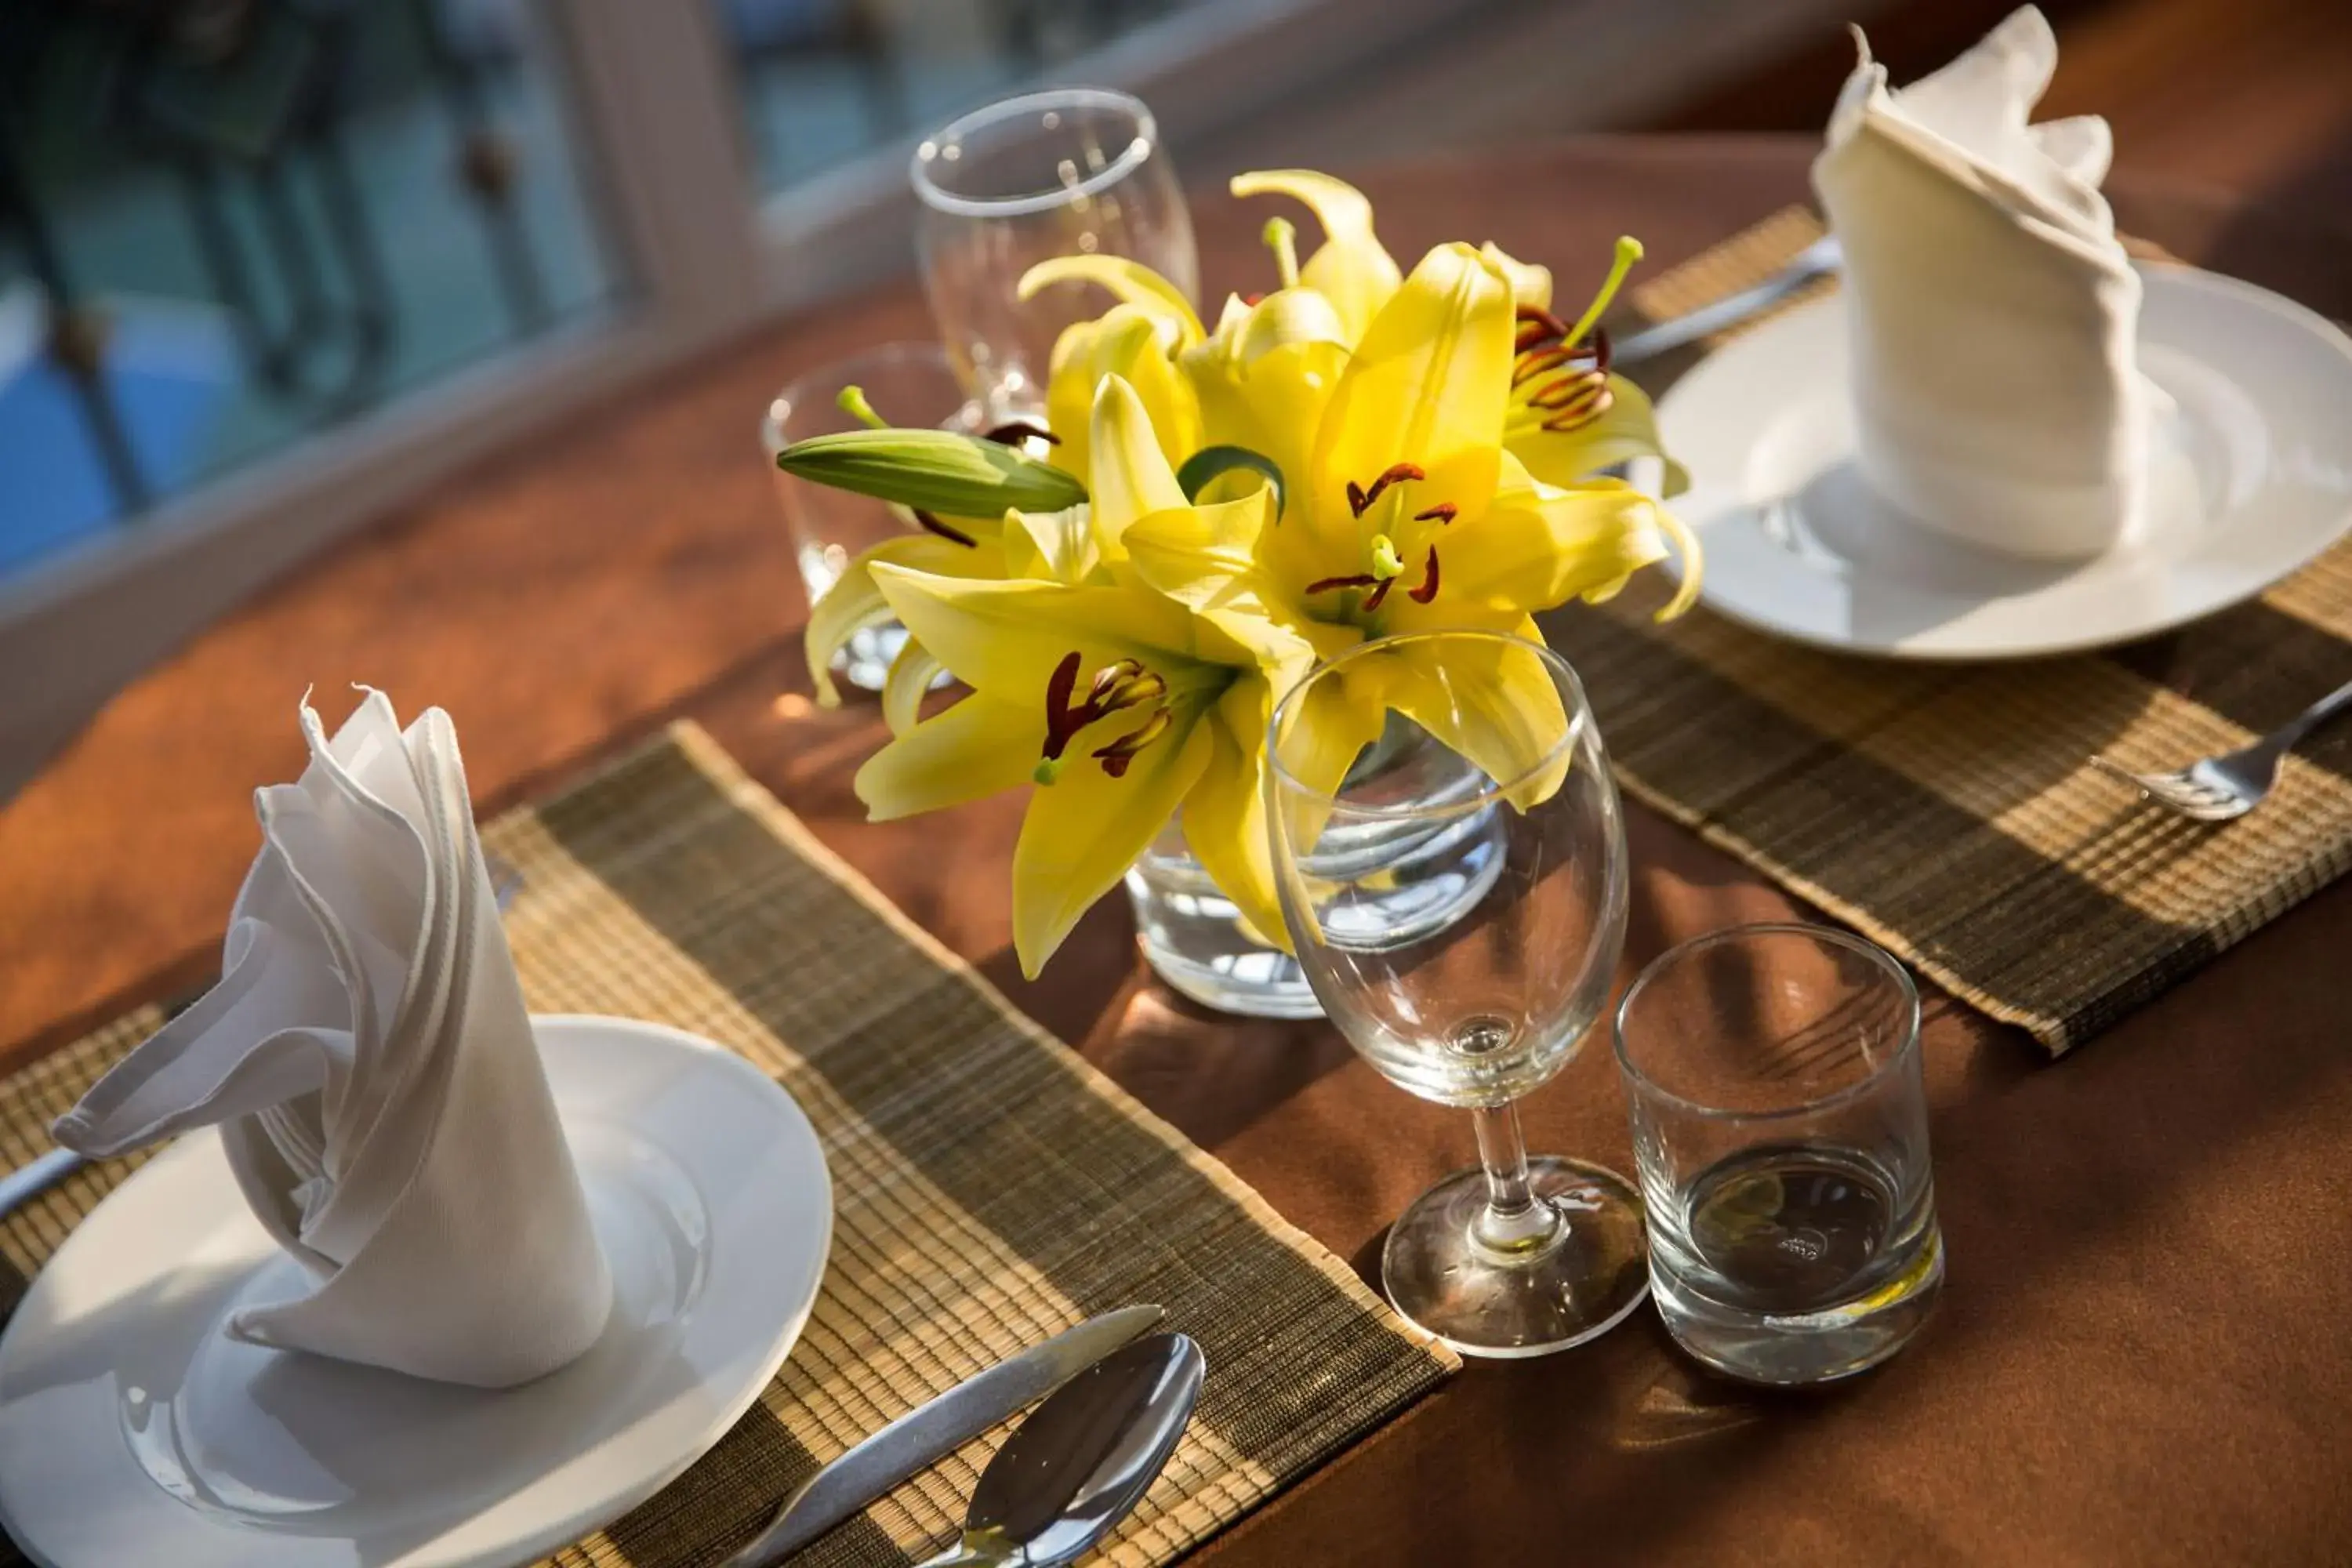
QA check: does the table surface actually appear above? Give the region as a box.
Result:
[8,136,2351,1567]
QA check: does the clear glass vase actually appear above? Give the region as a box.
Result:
[1125,721,1510,1019]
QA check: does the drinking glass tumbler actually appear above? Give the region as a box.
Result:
[1613,924,1945,1385]
[910,87,1196,422]
[1267,630,1649,1358]
[762,342,982,693]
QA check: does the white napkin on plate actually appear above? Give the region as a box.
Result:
[1812,5,2163,560]
[54,690,612,1389]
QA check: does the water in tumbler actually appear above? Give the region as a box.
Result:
[1648,1139,1943,1382]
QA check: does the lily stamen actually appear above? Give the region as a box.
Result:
[912,508,978,547]
[1305,573,1381,595]
[983,420,1061,447]
[1346,463,1427,519]
[1040,648,1167,780]
[1092,707,1174,779]
[1414,503,1457,527]
[1262,216,1302,291]
[1408,547,1441,604]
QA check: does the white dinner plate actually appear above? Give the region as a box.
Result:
[1656,263,2352,659]
[0,1014,832,1568]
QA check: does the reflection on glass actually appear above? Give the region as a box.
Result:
[0,0,618,580]
[910,86,1193,419]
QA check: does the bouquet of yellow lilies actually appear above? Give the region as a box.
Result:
[778,171,1698,979]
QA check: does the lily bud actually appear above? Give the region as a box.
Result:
[776,428,1089,517]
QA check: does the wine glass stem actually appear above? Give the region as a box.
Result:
[1469,1101,1563,1254]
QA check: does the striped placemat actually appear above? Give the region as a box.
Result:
[0,724,1455,1566]
[1545,208,2352,1054]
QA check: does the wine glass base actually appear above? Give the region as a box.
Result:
[1381,1157,1650,1359]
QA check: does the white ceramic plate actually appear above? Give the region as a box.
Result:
[1656,263,2352,659]
[0,1014,832,1568]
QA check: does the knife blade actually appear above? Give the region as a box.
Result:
[725,1303,1166,1566]
[1613,234,1844,365]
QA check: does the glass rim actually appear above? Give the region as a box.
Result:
[1610,922,1923,1123]
[909,87,1159,219]
[1266,629,1593,821]
[763,339,961,450]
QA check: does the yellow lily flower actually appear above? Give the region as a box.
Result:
[1127,240,1686,793]
[856,374,1313,975]
[1230,170,1687,501]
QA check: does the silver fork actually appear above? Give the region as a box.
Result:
[2092,678,2352,822]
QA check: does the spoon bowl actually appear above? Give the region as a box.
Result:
[933,1330,1203,1566]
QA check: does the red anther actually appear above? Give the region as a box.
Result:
[1541,383,1616,433]
[1345,463,1428,518]
[1515,304,1570,352]
[913,509,978,547]
[1407,547,1441,604]
[1093,706,1174,779]
[1513,345,1575,387]
[1041,651,1086,760]
[1087,658,1145,704]
[1362,576,1396,613]
[1413,503,1457,527]
[1305,573,1382,596]
[983,420,1060,446]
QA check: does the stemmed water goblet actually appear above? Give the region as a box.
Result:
[1265,630,1649,1356]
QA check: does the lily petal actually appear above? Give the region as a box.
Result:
[807,532,1004,706]
[1230,170,1402,343]
[881,636,945,736]
[855,692,1041,820]
[1014,713,1212,975]
[1312,241,1515,552]
[1480,241,1553,312]
[1088,373,1191,549]
[1124,490,1348,677]
[1018,255,1203,347]
[1180,675,1287,951]
[1044,306,1199,492]
[1382,622,1573,810]
[1002,503,1102,586]
[1508,372,1690,497]
[1390,459,1668,624]
[872,564,1243,699]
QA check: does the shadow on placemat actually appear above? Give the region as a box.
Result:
[0,724,1455,1568]
[1556,207,2352,1054]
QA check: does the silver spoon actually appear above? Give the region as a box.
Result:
[914,1330,1203,1568]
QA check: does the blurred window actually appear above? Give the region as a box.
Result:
[0,0,619,579]
[725,0,1199,194]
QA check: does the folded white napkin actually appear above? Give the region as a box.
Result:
[1812,5,2162,560]
[55,690,612,1388]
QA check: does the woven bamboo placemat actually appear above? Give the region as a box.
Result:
[1544,208,2352,1054]
[0,724,1455,1566]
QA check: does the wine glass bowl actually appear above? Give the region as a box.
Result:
[909,87,1196,423]
[1266,630,1648,1358]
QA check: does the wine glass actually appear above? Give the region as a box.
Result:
[909,87,1196,423]
[1265,630,1647,1357]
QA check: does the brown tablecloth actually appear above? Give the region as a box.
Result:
[6,137,2351,1566]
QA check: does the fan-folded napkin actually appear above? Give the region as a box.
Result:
[1812,5,2162,560]
[53,690,612,1388]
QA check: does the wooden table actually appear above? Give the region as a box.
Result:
[8,137,2350,1566]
